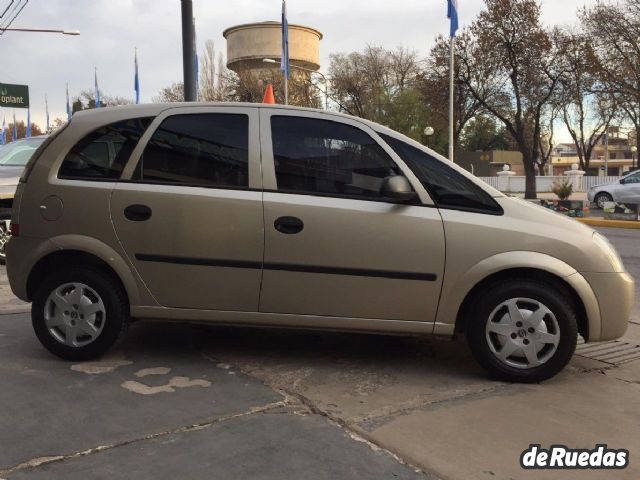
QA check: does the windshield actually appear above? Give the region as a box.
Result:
[0,138,47,166]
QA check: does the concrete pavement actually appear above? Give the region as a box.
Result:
[0,227,638,479]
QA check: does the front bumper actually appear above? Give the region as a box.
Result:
[582,271,635,341]
[587,189,597,202]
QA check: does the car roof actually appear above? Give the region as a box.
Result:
[72,102,383,128]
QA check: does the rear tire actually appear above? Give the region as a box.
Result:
[594,192,613,209]
[466,279,577,383]
[32,266,129,361]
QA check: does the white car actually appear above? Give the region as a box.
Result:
[588,170,640,208]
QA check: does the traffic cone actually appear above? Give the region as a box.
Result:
[263,84,276,104]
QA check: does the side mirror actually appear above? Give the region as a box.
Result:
[380,175,416,202]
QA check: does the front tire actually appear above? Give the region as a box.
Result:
[466,279,577,383]
[32,266,129,361]
[594,192,613,209]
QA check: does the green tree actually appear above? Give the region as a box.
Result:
[460,115,509,151]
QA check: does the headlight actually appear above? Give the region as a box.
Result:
[592,232,625,272]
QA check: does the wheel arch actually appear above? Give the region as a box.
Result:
[454,268,590,340]
[26,235,144,306]
[436,251,600,342]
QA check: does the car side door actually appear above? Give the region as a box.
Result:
[110,106,264,311]
[617,171,640,203]
[258,109,446,323]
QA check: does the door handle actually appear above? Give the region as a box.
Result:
[274,216,304,234]
[124,204,152,221]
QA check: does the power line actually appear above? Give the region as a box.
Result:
[0,1,15,19]
[0,0,28,36]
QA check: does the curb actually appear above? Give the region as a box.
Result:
[576,218,640,229]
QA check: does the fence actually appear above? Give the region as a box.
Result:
[583,176,621,190]
[477,175,621,193]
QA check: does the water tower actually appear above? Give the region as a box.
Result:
[223,21,323,76]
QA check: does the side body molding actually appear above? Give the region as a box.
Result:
[47,234,157,307]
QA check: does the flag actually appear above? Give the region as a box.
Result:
[447,0,459,37]
[195,52,199,101]
[66,83,72,121]
[26,108,31,138]
[12,111,17,141]
[281,0,290,79]
[94,67,101,108]
[134,48,140,104]
[1,117,5,145]
[45,94,50,131]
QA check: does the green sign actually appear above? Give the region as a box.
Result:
[0,83,29,108]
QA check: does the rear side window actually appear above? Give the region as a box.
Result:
[271,116,401,200]
[59,117,152,180]
[138,113,249,188]
[381,134,503,214]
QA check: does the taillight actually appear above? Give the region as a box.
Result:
[10,223,19,236]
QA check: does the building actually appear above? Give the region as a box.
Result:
[457,150,524,176]
[549,127,638,176]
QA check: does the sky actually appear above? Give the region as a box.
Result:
[0,0,593,139]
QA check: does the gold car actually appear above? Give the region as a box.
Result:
[6,104,634,382]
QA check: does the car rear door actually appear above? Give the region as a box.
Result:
[257,109,445,323]
[111,106,264,311]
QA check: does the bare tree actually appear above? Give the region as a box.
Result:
[153,82,184,103]
[555,30,617,171]
[418,32,484,155]
[582,0,640,156]
[458,0,564,198]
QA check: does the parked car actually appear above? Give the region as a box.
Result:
[588,170,640,208]
[0,136,48,261]
[5,104,634,382]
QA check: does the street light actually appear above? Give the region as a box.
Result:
[632,145,638,171]
[263,58,329,110]
[424,126,434,147]
[0,28,80,35]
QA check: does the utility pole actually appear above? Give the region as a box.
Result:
[181,0,197,102]
[604,131,609,176]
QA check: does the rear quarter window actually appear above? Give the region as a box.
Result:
[58,117,153,180]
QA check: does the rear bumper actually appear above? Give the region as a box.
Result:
[6,236,58,302]
[582,271,635,341]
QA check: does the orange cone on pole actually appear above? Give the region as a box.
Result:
[263,84,276,104]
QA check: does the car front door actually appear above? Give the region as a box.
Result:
[111,106,264,311]
[617,171,640,204]
[258,109,445,323]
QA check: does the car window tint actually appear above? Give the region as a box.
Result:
[140,113,249,188]
[625,172,640,184]
[59,117,152,180]
[380,134,502,214]
[271,116,401,199]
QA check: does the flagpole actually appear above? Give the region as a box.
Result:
[448,35,455,163]
[282,0,289,105]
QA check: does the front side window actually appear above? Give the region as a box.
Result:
[381,134,503,214]
[623,172,640,184]
[271,116,401,199]
[138,113,249,188]
[59,117,152,180]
